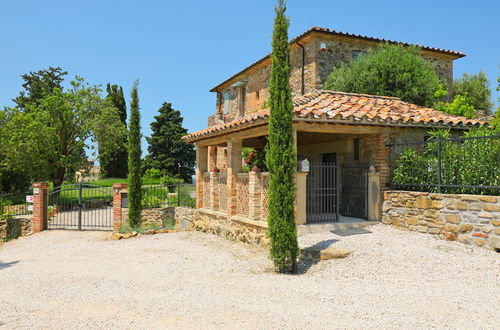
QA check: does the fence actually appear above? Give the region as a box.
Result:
[387,134,500,195]
[0,190,34,217]
[141,184,196,209]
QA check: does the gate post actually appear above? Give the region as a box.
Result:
[112,183,128,231]
[32,182,49,233]
[367,171,381,221]
[295,172,308,225]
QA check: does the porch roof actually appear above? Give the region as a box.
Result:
[183,90,487,143]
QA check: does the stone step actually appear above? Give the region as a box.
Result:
[297,220,379,236]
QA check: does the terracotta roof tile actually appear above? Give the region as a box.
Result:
[183,90,486,143]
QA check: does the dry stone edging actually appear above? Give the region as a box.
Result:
[383,191,500,251]
[110,229,181,240]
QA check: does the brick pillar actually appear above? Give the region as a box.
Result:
[208,146,217,171]
[195,144,208,209]
[248,171,261,220]
[209,172,219,210]
[373,135,390,189]
[227,139,242,216]
[32,182,49,233]
[113,183,128,231]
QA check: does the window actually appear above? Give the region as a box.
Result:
[223,90,231,114]
[320,41,327,50]
[256,90,260,99]
[354,138,360,161]
[352,50,367,61]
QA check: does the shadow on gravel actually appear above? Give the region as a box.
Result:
[0,260,20,270]
[297,239,338,274]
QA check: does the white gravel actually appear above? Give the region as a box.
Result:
[0,224,499,329]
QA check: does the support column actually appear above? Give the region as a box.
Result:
[226,138,242,216]
[195,144,208,209]
[208,146,218,172]
[295,172,308,225]
[367,172,381,221]
[248,172,261,220]
[32,182,49,233]
[113,183,128,231]
[209,172,219,210]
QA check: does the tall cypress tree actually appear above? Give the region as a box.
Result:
[144,102,195,182]
[100,84,128,178]
[266,0,299,273]
[128,80,142,228]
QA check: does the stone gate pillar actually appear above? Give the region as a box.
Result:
[32,182,49,233]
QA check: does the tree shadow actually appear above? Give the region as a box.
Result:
[0,260,20,270]
[297,238,339,274]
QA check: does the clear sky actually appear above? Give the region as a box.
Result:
[1,0,499,154]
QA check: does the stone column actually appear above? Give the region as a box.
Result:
[367,172,381,221]
[195,144,208,209]
[295,172,308,225]
[32,182,49,233]
[113,183,128,231]
[248,171,261,220]
[209,172,219,210]
[226,139,242,216]
[208,146,217,171]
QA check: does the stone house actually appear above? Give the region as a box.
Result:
[182,27,484,245]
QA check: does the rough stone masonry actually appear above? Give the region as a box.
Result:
[382,191,500,250]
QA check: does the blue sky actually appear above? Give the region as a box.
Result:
[1,0,499,154]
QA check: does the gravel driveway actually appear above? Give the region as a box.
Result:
[0,224,498,329]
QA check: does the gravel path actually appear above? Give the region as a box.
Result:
[0,224,498,329]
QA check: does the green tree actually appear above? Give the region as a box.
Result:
[99,84,128,178]
[0,77,125,188]
[434,94,476,118]
[127,80,142,228]
[143,102,195,182]
[13,67,67,110]
[265,0,299,273]
[324,44,442,107]
[453,71,493,113]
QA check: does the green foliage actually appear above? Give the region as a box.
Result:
[143,102,195,183]
[392,128,500,195]
[434,94,476,118]
[13,67,67,110]
[118,222,143,234]
[143,168,163,180]
[159,174,183,186]
[242,148,267,172]
[266,0,299,273]
[453,71,493,113]
[99,84,128,178]
[128,80,142,227]
[324,43,442,107]
[0,73,126,188]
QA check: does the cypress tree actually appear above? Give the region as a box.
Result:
[100,83,128,178]
[266,0,299,273]
[128,80,142,228]
[144,102,195,182]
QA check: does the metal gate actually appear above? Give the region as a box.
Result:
[340,163,368,219]
[48,184,113,230]
[306,162,339,222]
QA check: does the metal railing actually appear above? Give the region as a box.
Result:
[0,190,34,217]
[141,184,196,209]
[387,134,500,195]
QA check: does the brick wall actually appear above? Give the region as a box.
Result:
[383,191,500,250]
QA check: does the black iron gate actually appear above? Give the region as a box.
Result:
[306,162,339,222]
[48,184,113,230]
[340,163,368,219]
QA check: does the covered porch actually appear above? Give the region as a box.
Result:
[192,121,384,228]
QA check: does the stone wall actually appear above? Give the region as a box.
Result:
[170,207,268,247]
[0,216,32,241]
[383,191,500,250]
[213,33,456,122]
